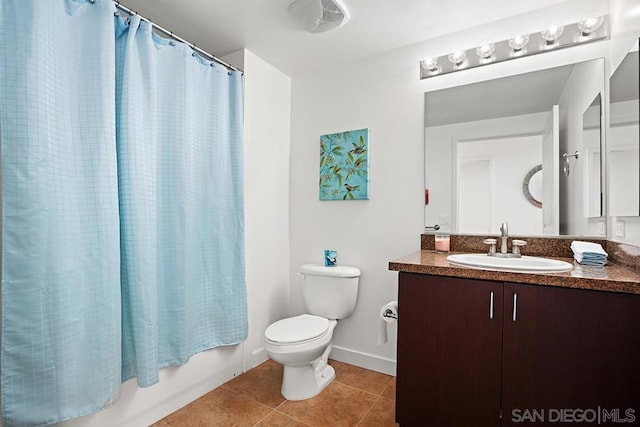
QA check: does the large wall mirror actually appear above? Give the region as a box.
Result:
[424,58,605,237]
[609,40,639,219]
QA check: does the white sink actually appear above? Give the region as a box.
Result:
[446,253,573,273]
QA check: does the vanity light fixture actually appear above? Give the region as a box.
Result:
[422,57,440,73]
[508,34,530,53]
[578,16,604,36]
[541,22,565,45]
[420,16,608,79]
[476,42,496,60]
[448,50,467,67]
[563,151,579,177]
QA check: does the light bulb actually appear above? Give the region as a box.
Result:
[447,50,466,67]
[422,57,439,72]
[508,34,530,51]
[578,16,604,35]
[541,23,564,43]
[475,43,495,59]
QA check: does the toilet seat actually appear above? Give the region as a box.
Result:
[265,314,329,345]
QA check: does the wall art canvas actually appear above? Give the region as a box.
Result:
[319,128,369,200]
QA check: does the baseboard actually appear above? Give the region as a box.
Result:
[124,360,243,427]
[330,345,396,376]
[245,346,269,370]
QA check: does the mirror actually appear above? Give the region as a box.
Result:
[425,58,605,236]
[609,41,639,218]
[583,93,602,218]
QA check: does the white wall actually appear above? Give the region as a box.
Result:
[57,49,292,427]
[226,49,292,372]
[289,0,610,375]
[557,59,605,236]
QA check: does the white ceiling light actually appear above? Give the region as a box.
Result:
[288,0,350,33]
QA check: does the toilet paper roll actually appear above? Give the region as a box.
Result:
[377,301,398,345]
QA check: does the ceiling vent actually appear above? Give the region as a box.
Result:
[288,0,350,33]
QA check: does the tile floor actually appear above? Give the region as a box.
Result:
[152,359,398,426]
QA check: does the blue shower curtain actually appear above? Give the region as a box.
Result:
[0,1,122,426]
[0,1,246,425]
[115,16,247,387]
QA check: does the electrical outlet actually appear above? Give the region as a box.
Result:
[439,216,450,226]
[616,221,625,237]
[597,221,605,235]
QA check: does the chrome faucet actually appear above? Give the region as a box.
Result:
[500,222,509,254]
[484,223,526,258]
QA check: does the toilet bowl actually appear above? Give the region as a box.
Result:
[264,264,360,401]
[264,314,337,400]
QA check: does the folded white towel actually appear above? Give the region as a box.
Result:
[570,241,608,257]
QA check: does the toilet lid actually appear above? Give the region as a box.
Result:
[265,314,329,344]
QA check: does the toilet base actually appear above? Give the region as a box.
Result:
[281,359,336,401]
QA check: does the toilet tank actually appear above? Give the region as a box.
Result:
[299,264,360,320]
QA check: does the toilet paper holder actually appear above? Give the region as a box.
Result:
[378,301,398,345]
[382,308,397,320]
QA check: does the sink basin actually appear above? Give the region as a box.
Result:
[446,253,573,273]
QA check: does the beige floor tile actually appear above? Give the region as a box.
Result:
[329,360,393,395]
[380,377,396,400]
[155,387,272,426]
[278,381,377,427]
[154,360,393,426]
[223,359,286,408]
[358,396,398,427]
[255,410,312,426]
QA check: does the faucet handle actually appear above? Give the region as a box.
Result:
[512,239,527,256]
[483,238,497,255]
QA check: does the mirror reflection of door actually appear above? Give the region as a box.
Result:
[457,135,543,235]
[542,105,559,234]
[458,156,493,233]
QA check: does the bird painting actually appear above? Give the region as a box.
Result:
[319,128,369,201]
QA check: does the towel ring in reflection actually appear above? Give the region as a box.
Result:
[562,151,579,177]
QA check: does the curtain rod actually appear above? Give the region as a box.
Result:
[113,1,243,74]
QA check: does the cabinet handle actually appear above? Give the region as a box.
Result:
[512,293,518,322]
[489,291,494,319]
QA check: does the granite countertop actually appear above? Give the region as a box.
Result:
[389,250,640,295]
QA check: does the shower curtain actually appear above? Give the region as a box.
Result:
[0,1,247,425]
[115,16,247,387]
[0,0,122,425]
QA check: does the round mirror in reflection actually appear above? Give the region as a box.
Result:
[523,164,543,208]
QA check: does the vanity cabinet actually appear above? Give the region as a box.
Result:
[396,273,640,426]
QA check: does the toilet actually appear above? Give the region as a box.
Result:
[264,263,360,400]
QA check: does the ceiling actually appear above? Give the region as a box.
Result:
[119,0,569,75]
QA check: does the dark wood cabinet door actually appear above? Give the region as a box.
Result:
[502,283,640,426]
[397,273,503,426]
